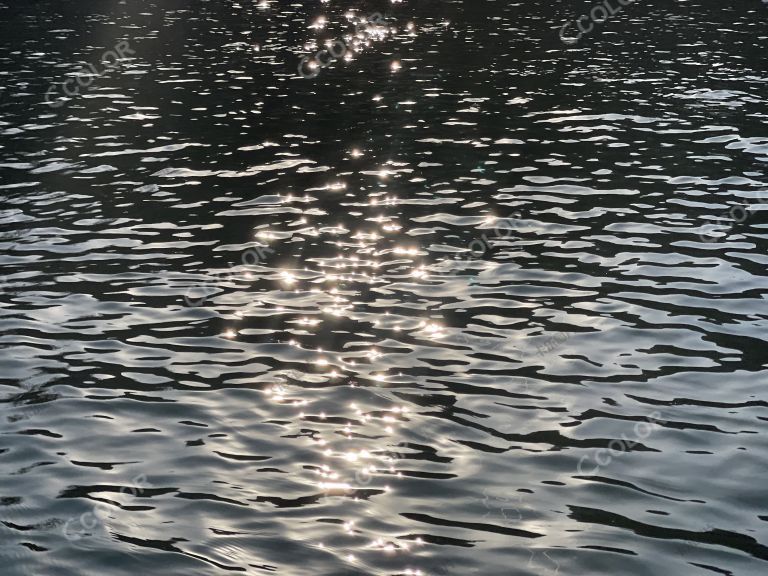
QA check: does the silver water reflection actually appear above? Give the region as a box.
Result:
[1,0,767,575]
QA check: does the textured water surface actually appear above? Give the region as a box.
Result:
[1,1,767,575]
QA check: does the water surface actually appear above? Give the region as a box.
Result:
[1,1,767,575]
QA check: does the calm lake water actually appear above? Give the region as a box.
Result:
[1,1,767,574]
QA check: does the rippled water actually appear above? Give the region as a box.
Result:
[1,1,767,574]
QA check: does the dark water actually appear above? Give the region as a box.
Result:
[1,0,767,574]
